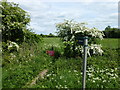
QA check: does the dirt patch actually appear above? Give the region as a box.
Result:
[24,69,48,87]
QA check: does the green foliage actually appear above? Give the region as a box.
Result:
[31,49,119,88]
[2,38,120,88]
[1,1,30,43]
[103,26,120,38]
[23,29,42,44]
[2,42,53,88]
[32,58,82,88]
[1,1,43,88]
[32,38,119,88]
[1,1,119,88]
[1,1,42,53]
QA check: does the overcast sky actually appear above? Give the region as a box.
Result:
[7,0,119,35]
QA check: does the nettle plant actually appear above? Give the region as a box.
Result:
[56,20,104,57]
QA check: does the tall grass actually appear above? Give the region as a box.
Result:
[2,42,53,88]
[2,38,120,88]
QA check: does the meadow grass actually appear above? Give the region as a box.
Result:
[2,42,53,88]
[40,37,119,49]
[99,38,119,49]
[2,38,120,88]
[42,37,63,45]
[38,37,63,50]
[31,38,120,88]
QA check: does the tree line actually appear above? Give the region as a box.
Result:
[103,26,120,38]
[40,33,58,37]
[39,26,120,38]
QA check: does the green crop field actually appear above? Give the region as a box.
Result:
[2,38,120,88]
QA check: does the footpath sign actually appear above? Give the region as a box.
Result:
[76,36,88,89]
[76,37,84,45]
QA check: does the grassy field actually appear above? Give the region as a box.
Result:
[2,38,120,88]
[38,37,63,50]
[32,37,119,88]
[99,38,119,49]
[40,37,119,49]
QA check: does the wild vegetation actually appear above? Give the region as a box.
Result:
[1,1,41,46]
[2,37,120,88]
[1,1,42,88]
[1,1,120,89]
[1,1,42,64]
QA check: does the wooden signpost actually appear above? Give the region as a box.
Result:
[76,36,88,89]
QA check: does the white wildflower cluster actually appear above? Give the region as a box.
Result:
[0,4,4,9]
[69,22,104,40]
[73,70,78,72]
[10,53,16,60]
[74,27,104,39]
[0,29,1,33]
[56,20,104,40]
[87,44,103,56]
[7,41,19,51]
[75,28,103,39]
[89,28,104,40]
[74,44,103,56]
[10,53,16,58]
[86,66,119,83]
[43,43,61,50]
[45,70,69,88]
[55,84,68,89]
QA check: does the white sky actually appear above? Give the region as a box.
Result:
[7,0,119,34]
